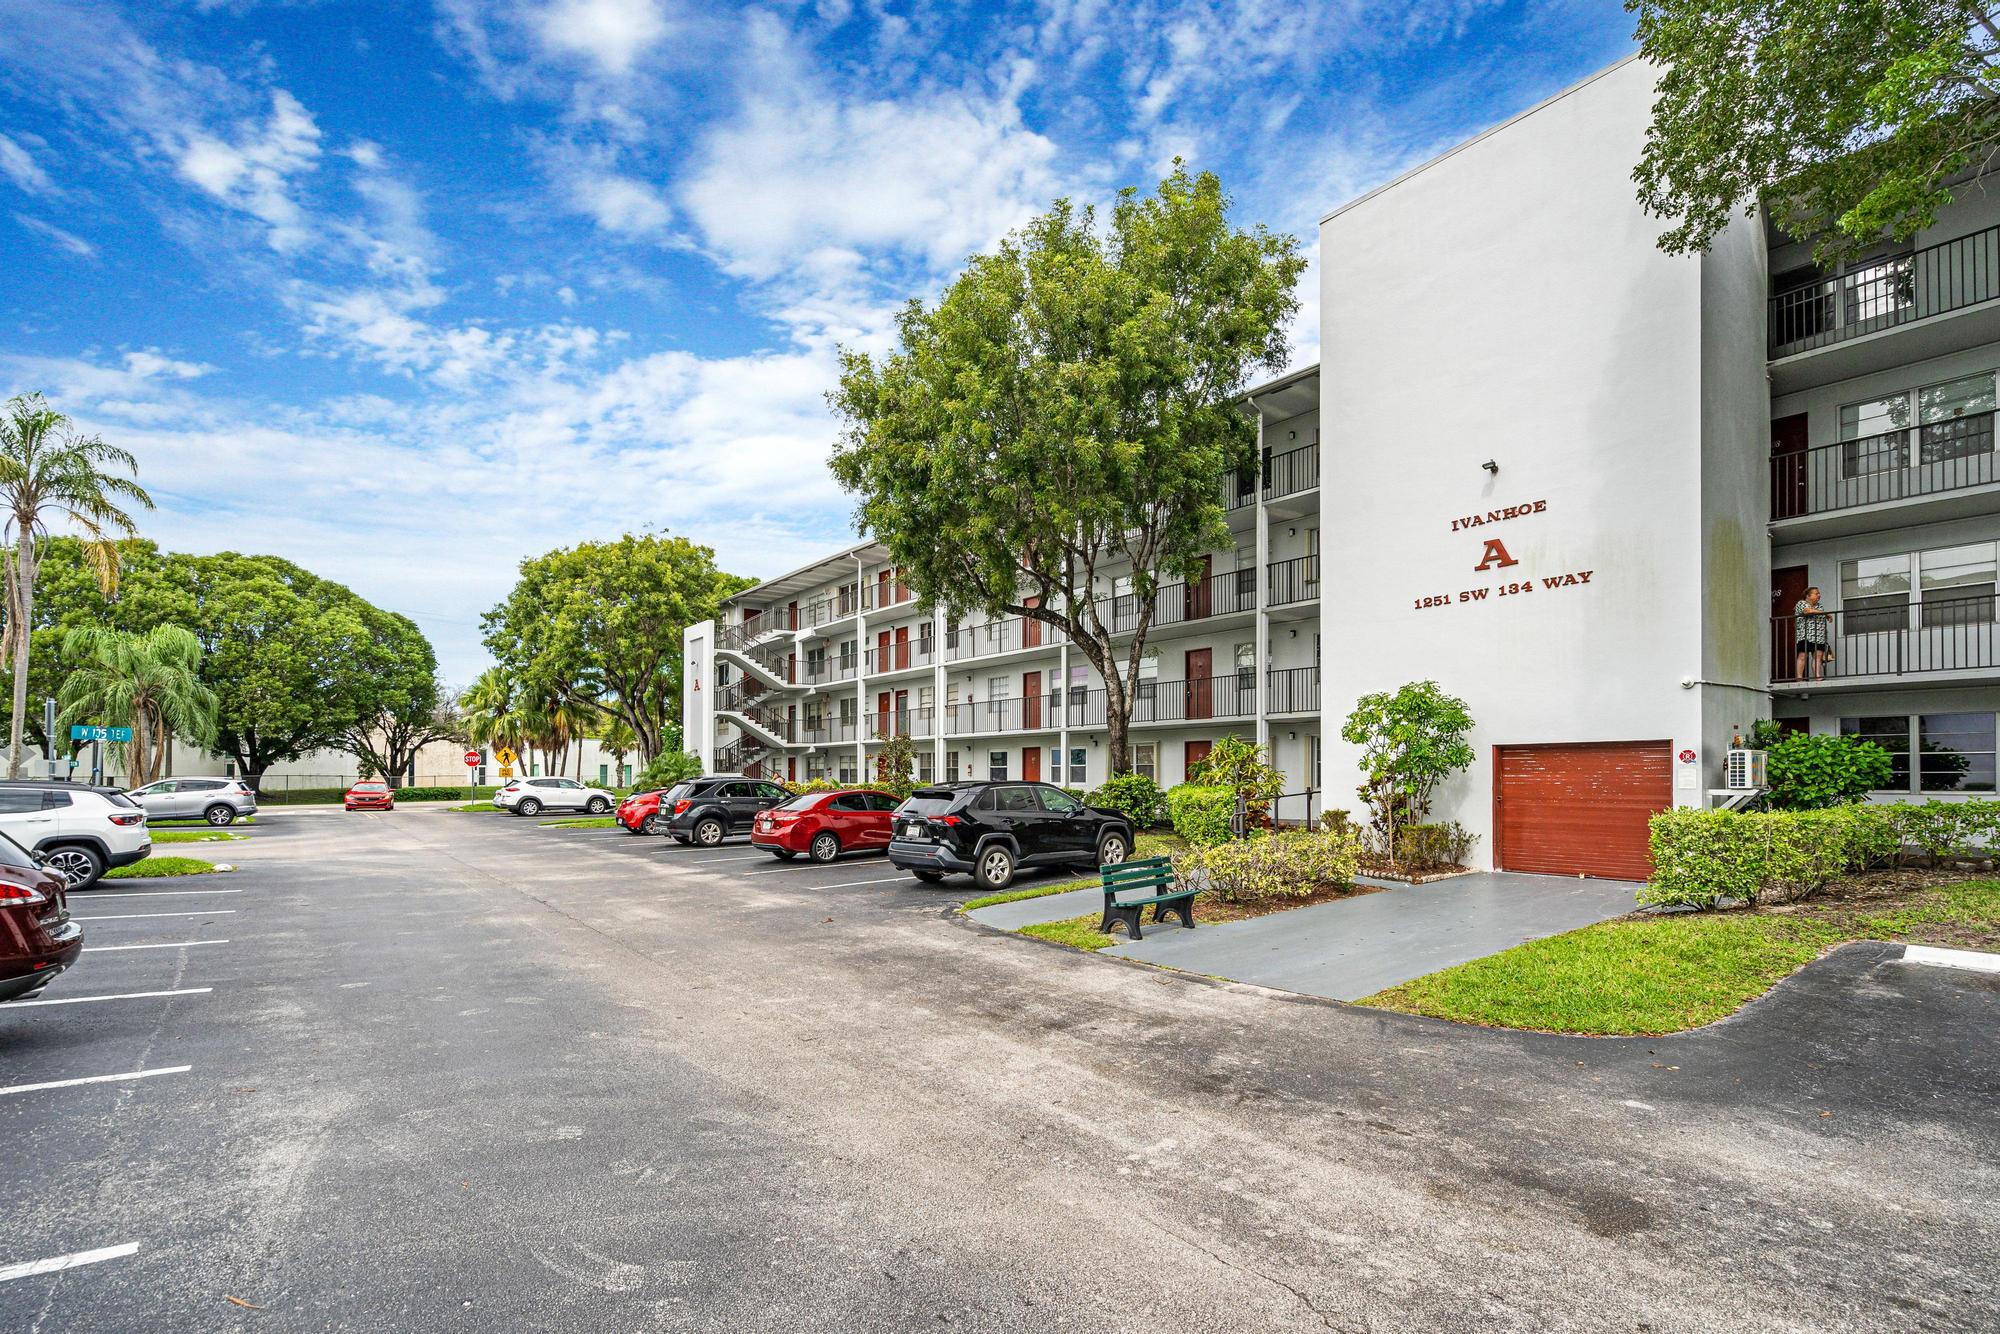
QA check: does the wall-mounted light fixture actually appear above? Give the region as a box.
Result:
[1482,459,1499,474]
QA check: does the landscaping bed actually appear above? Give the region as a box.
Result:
[105,855,220,880]
[1362,873,2000,1036]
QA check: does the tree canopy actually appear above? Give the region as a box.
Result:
[481,532,751,764]
[829,165,1304,772]
[1632,0,2000,263]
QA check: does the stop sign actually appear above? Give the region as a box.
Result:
[463,750,481,767]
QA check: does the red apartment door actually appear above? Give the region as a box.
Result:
[1022,670,1042,730]
[787,600,799,630]
[1771,413,1809,520]
[876,691,892,738]
[876,630,891,673]
[1185,556,1212,621]
[1022,747,1042,782]
[894,626,910,669]
[786,652,797,684]
[1185,648,1213,720]
[1772,564,1810,682]
[1022,596,1042,649]
[1184,740,1212,777]
[876,570,890,609]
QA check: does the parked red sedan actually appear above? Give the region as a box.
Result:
[0,832,81,1004]
[616,788,671,835]
[344,780,394,811]
[751,789,901,863]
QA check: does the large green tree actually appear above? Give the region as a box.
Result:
[482,532,751,764]
[1632,0,2000,263]
[0,393,153,776]
[829,166,1304,773]
[57,624,217,787]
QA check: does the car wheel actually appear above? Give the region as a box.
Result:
[975,844,1016,891]
[518,798,542,816]
[770,849,797,861]
[912,869,946,883]
[1097,831,1130,866]
[204,804,236,826]
[586,796,611,814]
[809,831,841,864]
[693,817,725,847]
[44,844,105,891]
[640,814,661,835]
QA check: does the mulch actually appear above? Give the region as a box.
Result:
[1196,880,1386,926]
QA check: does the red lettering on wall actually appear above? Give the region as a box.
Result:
[1474,539,1519,571]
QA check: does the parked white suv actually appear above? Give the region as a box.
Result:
[127,776,258,826]
[493,777,617,817]
[0,781,151,890]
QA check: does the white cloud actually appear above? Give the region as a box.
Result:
[534,0,671,77]
[0,132,54,195]
[174,89,324,252]
[13,213,95,257]
[570,170,671,235]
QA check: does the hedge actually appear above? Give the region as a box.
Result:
[1165,784,1234,846]
[1087,773,1169,829]
[1171,827,1361,904]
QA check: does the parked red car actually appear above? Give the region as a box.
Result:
[616,788,668,835]
[751,789,901,863]
[0,832,81,1003]
[344,780,394,811]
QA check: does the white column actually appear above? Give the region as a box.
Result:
[1058,640,1070,786]
[931,605,947,780]
[854,556,869,782]
[1252,404,1271,754]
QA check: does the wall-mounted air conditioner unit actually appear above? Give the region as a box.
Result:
[1725,749,1767,791]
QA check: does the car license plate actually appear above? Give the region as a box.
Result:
[901,822,925,840]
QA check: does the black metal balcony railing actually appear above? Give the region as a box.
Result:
[1773,593,1999,682]
[1771,411,1997,520]
[797,715,860,746]
[1228,468,1257,512]
[1262,443,1318,500]
[863,638,936,674]
[1265,665,1319,714]
[944,617,1066,662]
[1267,554,1319,606]
[1130,675,1257,724]
[866,706,935,740]
[1769,222,2000,357]
[1092,569,1254,637]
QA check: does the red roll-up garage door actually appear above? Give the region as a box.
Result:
[1494,741,1672,881]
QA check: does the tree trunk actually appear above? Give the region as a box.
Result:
[7,539,33,779]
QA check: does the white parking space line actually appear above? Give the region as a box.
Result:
[803,874,923,889]
[0,1242,140,1283]
[83,889,242,898]
[83,940,229,953]
[684,852,768,864]
[9,988,212,1008]
[745,860,889,876]
[73,910,237,921]
[1901,944,2000,974]
[0,1067,189,1097]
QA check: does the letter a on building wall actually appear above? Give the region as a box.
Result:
[1474,539,1519,571]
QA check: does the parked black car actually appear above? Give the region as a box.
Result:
[887,781,1132,890]
[659,776,792,847]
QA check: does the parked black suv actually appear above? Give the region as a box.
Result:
[659,776,791,847]
[887,781,1132,890]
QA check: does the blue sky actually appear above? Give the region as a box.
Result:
[0,0,1633,683]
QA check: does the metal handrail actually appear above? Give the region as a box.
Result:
[1267,554,1319,606]
[1262,443,1318,499]
[1772,411,1997,520]
[1769,223,2000,356]
[1773,592,1998,681]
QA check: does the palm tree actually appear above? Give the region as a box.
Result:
[460,667,531,777]
[57,624,216,787]
[0,393,152,776]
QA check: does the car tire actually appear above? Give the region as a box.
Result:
[586,796,611,814]
[975,843,1016,891]
[1096,831,1130,867]
[204,804,236,827]
[44,843,105,891]
[809,831,840,864]
[518,798,542,816]
[693,817,725,847]
[671,834,691,845]
[769,849,797,861]
[912,869,946,883]
[640,814,661,835]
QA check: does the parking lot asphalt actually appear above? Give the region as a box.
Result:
[1,806,1994,1332]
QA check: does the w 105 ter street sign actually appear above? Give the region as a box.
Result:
[69,725,134,743]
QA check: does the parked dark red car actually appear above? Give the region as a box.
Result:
[0,832,81,1003]
[616,788,668,835]
[751,789,901,863]
[344,780,394,811]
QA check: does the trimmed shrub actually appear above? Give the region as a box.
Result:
[1087,773,1169,829]
[1166,784,1234,846]
[1762,731,1895,809]
[783,778,893,796]
[1172,827,1360,905]
[1319,808,1355,837]
[1645,807,1865,910]
[1882,799,2000,865]
[1392,821,1478,870]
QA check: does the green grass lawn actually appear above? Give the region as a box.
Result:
[542,816,617,829]
[1364,879,2000,1036]
[150,816,256,829]
[1018,913,1115,951]
[447,802,502,813]
[151,829,248,844]
[105,855,219,879]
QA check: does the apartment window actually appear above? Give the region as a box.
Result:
[1068,747,1086,786]
[1918,542,1997,626]
[1136,647,1159,705]
[838,697,857,725]
[918,620,934,656]
[1049,747,1061,784]
[1234,546,1256,598]
[1921,713,1996,792]
[946,751,961,781]
[915,751,933,783]
[1841,717,1913,791]
[917,685,934,711]
[987,675,1013,722]
[988,750,1008,781]
[1840,554,1911,633]
[838,760,858,784]
[806,754,827,781]
[1068,663,1089,710]
[1134,742,1157,781]
[805,645,827,679]
[1840,372,1997,476]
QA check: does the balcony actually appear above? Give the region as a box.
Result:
[1266,665,1319,715]
[1267,554,1319,608]
[1769,223,2000,392]
[863,637,937,675]
[1772,593,2000,690]
[1771,411,2000,537]
[944,616,1065,662]
[866,706,936,741]
[1262,442,1318,504]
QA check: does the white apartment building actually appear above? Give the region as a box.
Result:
[689,52,2000,880]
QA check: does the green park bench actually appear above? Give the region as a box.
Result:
[1098,855,1198,941]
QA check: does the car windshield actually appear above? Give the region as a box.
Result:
[353,783,386,792]
[102,791,138,809]
[0,830,40,872]
[772,794,822,812]
[660,783,695,804]
[898,791,960,817]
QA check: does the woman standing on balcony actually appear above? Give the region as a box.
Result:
[1794,586,1833,681]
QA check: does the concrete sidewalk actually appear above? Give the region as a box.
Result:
[1102,871,1641,1001]
[965,884,1100,931]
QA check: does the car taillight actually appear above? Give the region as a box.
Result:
[0,883,48,908]
[109,813,145,826]
[672,800,690,815]
[936,815,959,825]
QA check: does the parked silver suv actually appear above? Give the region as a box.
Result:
[126,776,258,826]
[0,781,152,890]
